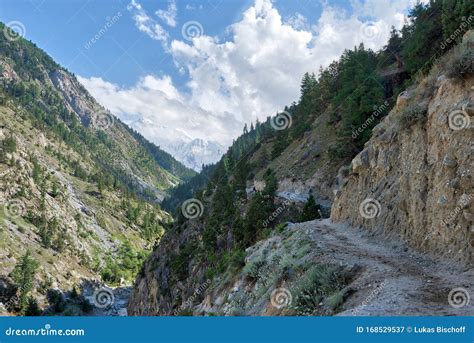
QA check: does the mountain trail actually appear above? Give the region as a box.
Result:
[296,219,473,316]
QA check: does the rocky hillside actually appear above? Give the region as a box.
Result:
[128,4,473,315]
[332,43,473,264]
[0,22,194,315]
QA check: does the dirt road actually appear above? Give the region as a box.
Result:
[298,219,473,316]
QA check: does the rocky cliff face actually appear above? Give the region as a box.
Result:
[332,68,473,264]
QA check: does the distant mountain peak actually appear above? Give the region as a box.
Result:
[170,138,224,171]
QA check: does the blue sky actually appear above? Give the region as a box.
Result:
[0,0,329,89]
[0,0,416,164]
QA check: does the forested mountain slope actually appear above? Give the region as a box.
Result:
[0,22,194,315]
[129,0,473,316]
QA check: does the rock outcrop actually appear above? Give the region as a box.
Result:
[332,72,473,264]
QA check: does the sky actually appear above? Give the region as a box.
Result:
[0,0,419,161]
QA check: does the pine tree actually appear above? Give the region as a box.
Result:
[25,297,42,316]
[300,195,321,222]
[10,251,39,314]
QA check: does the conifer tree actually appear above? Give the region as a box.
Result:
[10,251,39,314]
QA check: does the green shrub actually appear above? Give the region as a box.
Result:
[2,136,17,153]
[242,257,266,281]
[327,141,351,159]
[292,264,351,315]
[445,43,474,79]
[25,297,42,316]
[300,195,321,222]
[47,289,66,313]
[399,103,428,128]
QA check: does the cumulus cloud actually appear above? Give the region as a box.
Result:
[156,0,177,27]
[285,12,308,31]
[77,74,241,153]
[127,0,169,49]
[81,0,415,158]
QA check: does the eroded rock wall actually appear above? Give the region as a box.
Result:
[331,74,473,264]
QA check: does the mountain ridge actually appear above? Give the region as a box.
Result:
[0,21,192,315]
[128,1,473,316]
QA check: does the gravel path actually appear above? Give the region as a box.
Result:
[297,219,473,316]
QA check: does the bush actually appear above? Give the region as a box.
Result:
[2,136,17,153]
[242,257,266,281]
[292,264,352,315]
[170,243,196,281]
[327,141,351,159]
[300,195,321,222]
[399,103,428,129]
[445,44,474,79]
[47,289,66,313]
[25,297,42,316]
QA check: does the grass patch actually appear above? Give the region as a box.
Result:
[291,264,356,315]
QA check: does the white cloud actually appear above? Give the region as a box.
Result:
[127,0,169,48]
[77,74,241,155]
[82,0,415,164]
[156,0,177,27]
[285,12,308,31]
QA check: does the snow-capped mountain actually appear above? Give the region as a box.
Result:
[170,138,224,171]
